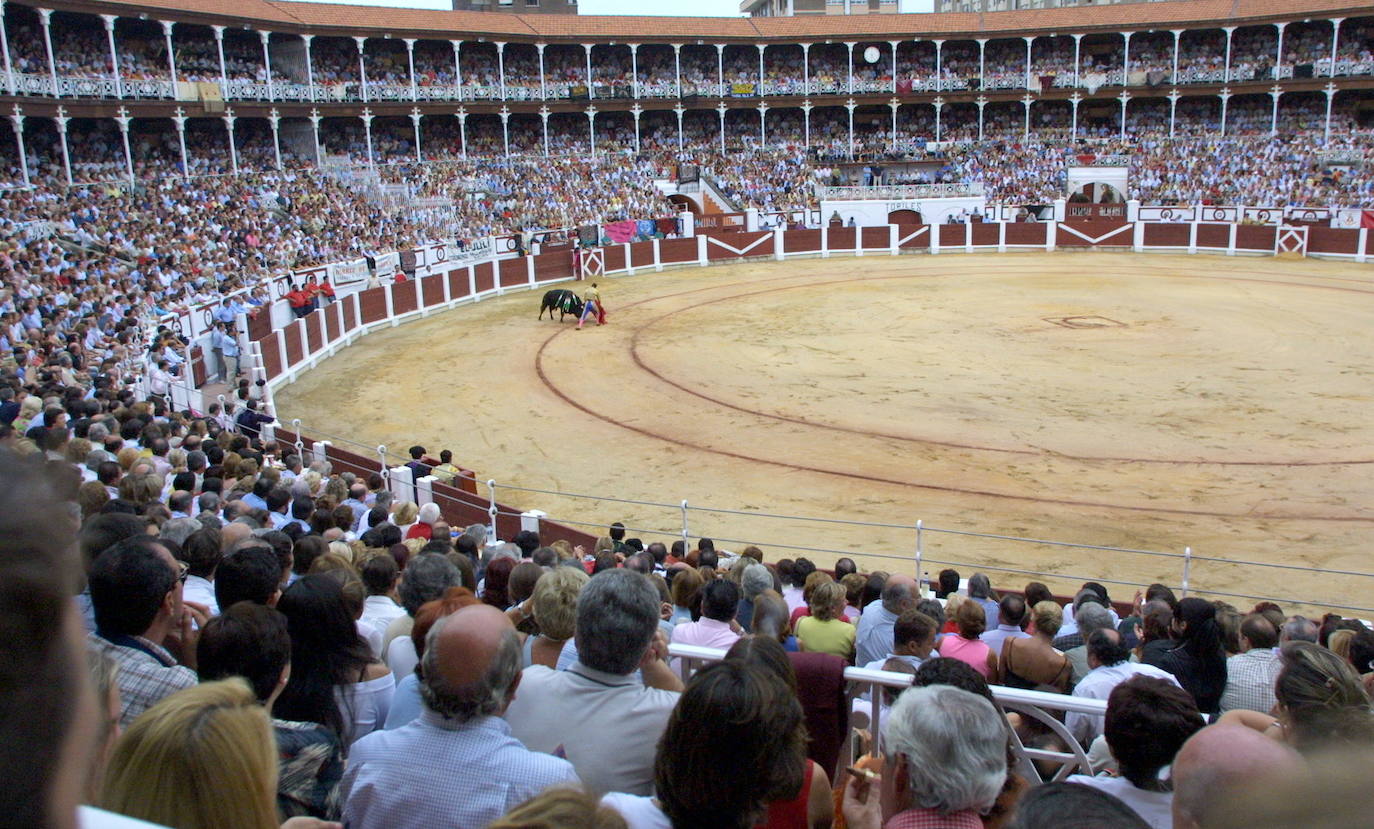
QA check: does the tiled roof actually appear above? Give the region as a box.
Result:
[87,0,1370,40]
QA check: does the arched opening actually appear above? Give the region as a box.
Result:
[1067,182,1126,204]
[668,194,699,214]
[887,209,924,225]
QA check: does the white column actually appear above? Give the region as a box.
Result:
[1323,82,1336,144]
[1122,31,1132,85]
[114,106,133,181]
[1068,92,1079,140]
[1171,30,1182,85]
[101,15,122,99]
[161,21,177,89]
[846,98,855,158]
[355,36,368,103]
[846,42,855,93]
[8,105,27,188]
[673,44,682,99]
[1118,90,1130,137]
[757,43,765,92]
[1073,33,1083,89]
[889,40,898,93]
[1024,93,1034,138]
[213,25,227,91]
[303,35,314,99]
[586,104,596,158]
[583,43,593,97]
[457,106,467,158]
[1222,26,1234,83]
[223,107,238,174]
[715,43,724,93]
[268,107,282,170]
[410,107,422,163]
[629,44,638,99]
[1218,88,1230,136]
[260,31,274,101]
[889,98,898,151]
[977,39,987,90]
[452,40,462,102]
[0,1,15,97]
[1274,22,1286,79]
[360,107,374,169]
[802,43,810,94]
[1167,90,1179,138]
[1328,18,1344,76]
[499,106,510,158]
[39,9,58,99]
[933,96,943,142]
[54,106,72,185]
[674,103,684,153]
[405,38,417,101]
[308,108,321,167]
[1023,35,1033,90]
[1269,85,1281,136]
[536,43,546,100]
[497,41,507,100]
[630,103,641,153]
[758,101,767,146]
[539,106,550,157]
[717,101,726,154]
[801,100,811,148]
[934,40,943,87]
[976,95,987,140]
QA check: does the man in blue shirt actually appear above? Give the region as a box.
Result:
[209,322,241,382]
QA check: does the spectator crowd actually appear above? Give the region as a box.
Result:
[2,370,1373,829]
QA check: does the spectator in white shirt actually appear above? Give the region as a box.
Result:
[359,555,406,660]
[1068,629,1182,746]
[1067,675,1204,829]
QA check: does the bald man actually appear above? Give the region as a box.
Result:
[855,573,922,666]
[1171,724,1304,829]
[342,605,577,829]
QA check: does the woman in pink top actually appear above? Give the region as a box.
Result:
[937,599,996,679]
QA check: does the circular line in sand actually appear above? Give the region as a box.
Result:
[534,266,1374,522]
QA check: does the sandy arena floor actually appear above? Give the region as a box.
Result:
[276,252,1374,615]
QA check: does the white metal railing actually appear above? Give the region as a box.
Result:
[668,643,1103,783]
[13,71,54,96]
[815,182,986,199]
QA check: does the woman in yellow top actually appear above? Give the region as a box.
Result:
[794,581,856,662]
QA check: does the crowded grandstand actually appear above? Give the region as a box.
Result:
[4,0,1374,827]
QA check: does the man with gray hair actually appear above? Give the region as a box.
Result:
[736,562,773,633]
[845,685,1007,828]
[342,605,576,829]
[855,574,921,667]
[382,553,462,680]
[505,569,683,796]
[1064,602,1116,684]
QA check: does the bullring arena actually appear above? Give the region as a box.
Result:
[13,0,1374,824]
[276,250,1374,616]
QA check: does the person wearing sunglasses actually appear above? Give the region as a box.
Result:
[88,534,211,727]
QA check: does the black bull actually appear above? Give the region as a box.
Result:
[538,289,585,322]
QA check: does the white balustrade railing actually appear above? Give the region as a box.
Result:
[816,182,987,199]
[223,80,271,100]
[13,71,54,96]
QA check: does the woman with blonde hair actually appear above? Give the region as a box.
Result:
[523,566,591,668]
[100,679,281,829]
[795,580,856,661]
[391,501,419,534]
[86,650,122,803]
[490,787,627,829]
[998,601,1073,691]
